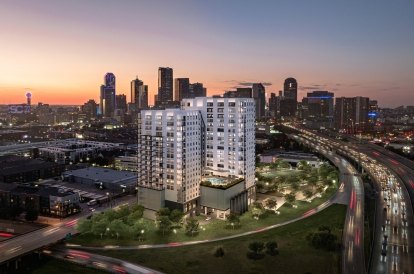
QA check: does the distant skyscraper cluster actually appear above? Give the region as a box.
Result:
[155,67,207,108]
[92,67,207,121]
[92,70,378,133]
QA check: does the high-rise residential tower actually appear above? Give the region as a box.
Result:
[137,97,255,217]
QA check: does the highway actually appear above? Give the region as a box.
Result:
[353,143,414,274]
[287,124,414,274]
[48,247,163,274]
[0,194,138,265]
[292,134,365,274]
[0,217,78,264]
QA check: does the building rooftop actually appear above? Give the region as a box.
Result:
[201,176,244,190]
[0,155,59,177]
[0,182,76,197]
[62,167,136,183]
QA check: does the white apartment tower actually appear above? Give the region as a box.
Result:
[137,109,203,212]
[182,97,256,202]
[137,97,255,214]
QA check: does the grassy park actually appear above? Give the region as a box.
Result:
[70,160,339,247]
[96,204,346,274]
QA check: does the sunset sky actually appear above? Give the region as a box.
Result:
[0,0,413,107]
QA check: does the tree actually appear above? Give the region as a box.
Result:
[252,202,266,218]
[185,217,199,236]
[103,209,119,222]
[297,160,308,170]
[25,209,38,222]
[265,199,277,210]
[298,171,308,181]
[265,241,279,255]
[286,174,298,184]
[284,193,296,205]
[247,241,265,260]
[117,205,130,220]
[109,219,130,239]
[307,230,338,251]
[214,246,225,257]
[92,218,109,239]
[169,209,184,224]
[226,212,240,229]
[291,181,300,191]
[131,204,145,214]
[132,220,148,240]
[298,160,311,172]
[307,174,319,191]
[157,207,171,217]
[327,171,339,185]
[304,189,314,199]
[157,215,172,236]
[318,163,332,179]
[278,175,286,184]
[127,210,144,225]
[77,219,93,234]
[278,160,291,169]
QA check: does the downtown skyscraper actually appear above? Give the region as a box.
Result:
[280,77,298,117]
[131,76,148,112]
[156,67,173,106]
[99,73,116,117]
[335,96,369,133]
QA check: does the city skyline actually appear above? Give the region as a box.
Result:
[1,1,413,107]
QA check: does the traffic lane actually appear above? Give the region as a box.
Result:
[0,222,77,263]
[49,247,164,274]
[368,163,414,274]
[0,194,140,263]
[301,137,365,274]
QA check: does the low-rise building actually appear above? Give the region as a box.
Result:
[114,155,138,171]
[38,139,122,164]
[62,167,136,193]
[259,150,321,167]
[0,183,80,218]
[0,155,64,183]
[200,177,247,220]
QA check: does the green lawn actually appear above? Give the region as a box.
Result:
[29,258,105,274]
[69,186,338,247]
[96,204,346,274]
[260,168,301,179]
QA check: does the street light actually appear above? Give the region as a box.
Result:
[139,229,145,241]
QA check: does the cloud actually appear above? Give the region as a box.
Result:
[224,80,272,88]
[299,84,325,90]
[237,81,273,87]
